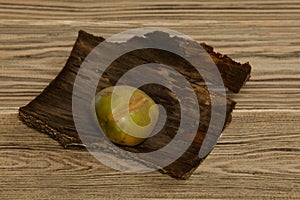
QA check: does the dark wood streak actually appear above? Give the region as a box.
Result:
[18,30,250,179]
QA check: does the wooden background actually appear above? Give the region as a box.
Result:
[0,0,299,199]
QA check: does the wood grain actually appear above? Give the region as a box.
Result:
[1,112,299,199]
[18,29,251,179]
[0,0,299,199]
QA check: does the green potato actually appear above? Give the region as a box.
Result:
[95,86,159,146]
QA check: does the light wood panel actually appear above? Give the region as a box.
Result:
[0,0,299,199]
[1,112,299,199]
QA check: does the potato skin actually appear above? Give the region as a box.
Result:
[95,86,159,146]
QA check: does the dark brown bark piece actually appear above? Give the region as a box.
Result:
[19,30,251,179]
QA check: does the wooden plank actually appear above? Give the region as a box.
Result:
[0,112,299,199]
[18,30,245,179]
[0,0,299,112]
